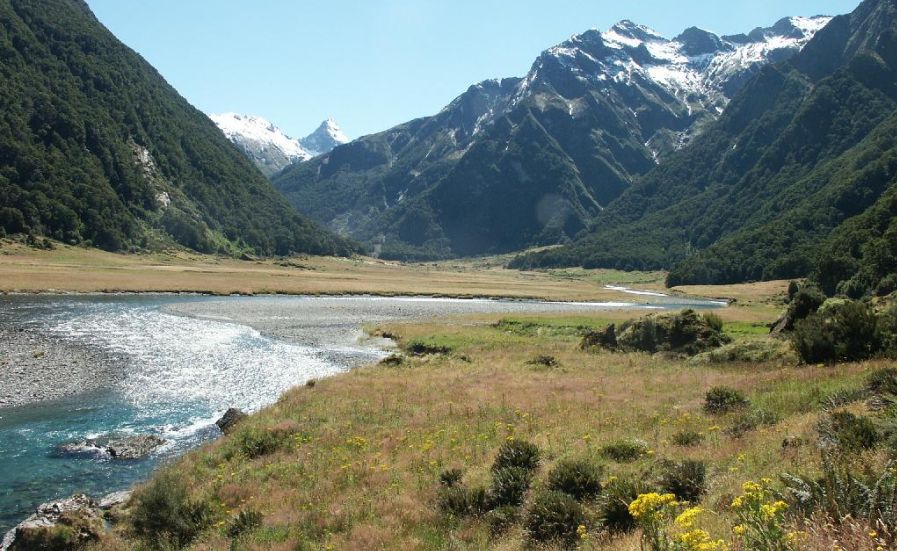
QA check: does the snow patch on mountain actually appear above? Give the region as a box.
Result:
[210,113,350,176]
[211,113,312,162]
[301,118,349,156]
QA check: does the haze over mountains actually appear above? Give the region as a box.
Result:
[209,113,349,177]
[272,15,830,260]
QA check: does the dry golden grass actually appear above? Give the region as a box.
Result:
[95,291,892,550]
[0,240,667,302]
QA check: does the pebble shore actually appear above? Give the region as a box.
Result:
[0,327,116,408]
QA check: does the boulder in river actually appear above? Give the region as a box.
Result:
[216,408,248,434]
[56,434,166,460]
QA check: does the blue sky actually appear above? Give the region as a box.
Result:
[87,0,861,140]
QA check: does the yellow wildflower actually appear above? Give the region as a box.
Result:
[628,492,677,519]
[576,524,588,540]
[732,524,746,536]
[675,507,704,529]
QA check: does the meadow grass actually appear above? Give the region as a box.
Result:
[0,239,670,302]
[92,284,896,550]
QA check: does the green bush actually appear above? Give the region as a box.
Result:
[879,304,897,358]
[820,411,880,452]
[725,409,780,438]
[524,490,587,547]
[227,508,263,538]
[792,300,880,363]
[9,525,81,551]
[131,471,213,548]
[546,459,603,501]
[234,427,286,459]
[787,281,800,302]
[600,439,649,462]
[785,285,826,330]
[614,309,731,356]
[671,429,705,447]
[658,460,706,502]
[488,466,532,508]
[439,468,464,488]
[867,367,897,396]
[597,477,645,534]
[485,505,520,536]
[703,386,749,414]
[492,439,541,473]
[528,354,559,368]
[437,486,489,518]
[877,274,897,297]
[406,341,452,356]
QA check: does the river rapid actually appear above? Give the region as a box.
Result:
[0,293,723,531]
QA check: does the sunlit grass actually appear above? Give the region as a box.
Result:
[93,284,896,550]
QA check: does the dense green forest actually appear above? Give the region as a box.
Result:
[512,0,897,297]
[0,0,354,256]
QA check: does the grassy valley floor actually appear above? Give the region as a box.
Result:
[70,272,895,550]
[0,240,666,302]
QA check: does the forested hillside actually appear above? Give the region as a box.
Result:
[0,0,354,256]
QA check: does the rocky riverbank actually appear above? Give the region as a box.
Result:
[0,327,118,408]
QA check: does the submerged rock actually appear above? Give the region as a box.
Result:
[57,434,166,460]
[216,408,248,434]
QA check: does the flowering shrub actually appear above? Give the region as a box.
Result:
[730,480,797,551]
[629,493,726,551]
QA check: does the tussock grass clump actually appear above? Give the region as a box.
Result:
[527,354,559,368]
[546,458,603,501]
[601,439,649,462]
[524,490,587,547]
[703,311,724,332]
[227,508,263,538]
[378,354,405,367]
[232,426,288,459]
[131,471,213,549]
[439,468,464,488]
[782,454,897,541]
[703,386,749,414]
[406,340,453,356]
[658,459,706,502]
[688,339,793,365]
[725,408,780,438]
[868,367,897,396]
[671,429,705,447]
[492,439,541,473]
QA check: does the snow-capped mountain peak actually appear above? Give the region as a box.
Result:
[210,113,350,176]
[301,118,349,156]
[211,113,311,163]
